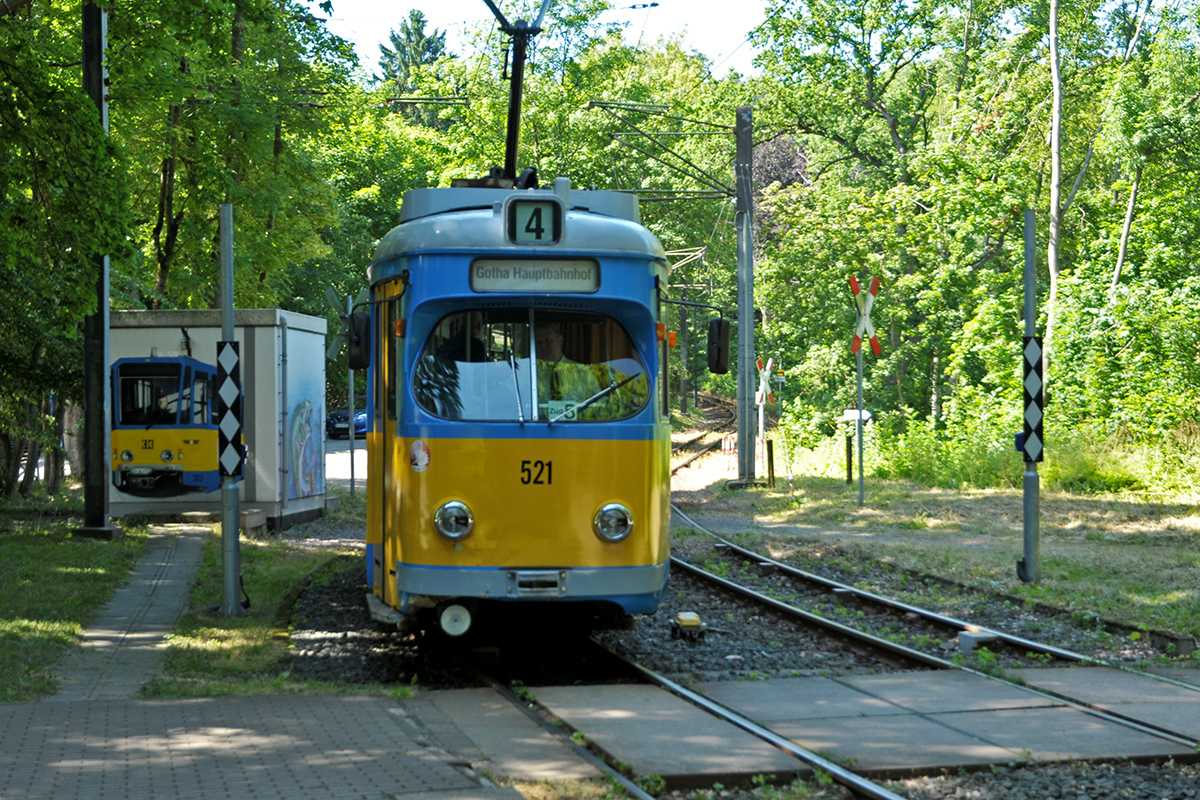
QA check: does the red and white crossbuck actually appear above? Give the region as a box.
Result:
[849,275,882,356]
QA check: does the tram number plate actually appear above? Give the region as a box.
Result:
[520,460,553,485]
[508,200,561,244]
[141,439,154,449]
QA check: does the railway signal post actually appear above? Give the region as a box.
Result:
[1018,210,1043,583]
[218,204,244,615]
[755,358,775,476]
[849,275,881,506]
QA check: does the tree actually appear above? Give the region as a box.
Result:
[377,10,447,91]
[1,0,132,495]
[376,10,450,129]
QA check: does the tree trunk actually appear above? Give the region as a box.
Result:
[46,396,66,495]
[18,439,40,497]
[63,402,84,483]
[1044,0,1063,396]
[152,103,184,308]
[1112,163,1142,290]
[0,434,16,497]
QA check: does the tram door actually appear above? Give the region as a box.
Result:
[372,280,405,602]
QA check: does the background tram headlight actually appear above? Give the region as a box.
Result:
[160,449,174,463]
[433,501,473,540]
[121,450,134,463]
[593,503,634,543]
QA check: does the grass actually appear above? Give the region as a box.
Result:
[143,495,362,697]
[0,482,363,701]
[0,501,150,702]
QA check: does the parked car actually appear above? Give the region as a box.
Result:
[325,408,367,439]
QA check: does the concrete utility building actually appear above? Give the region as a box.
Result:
[109,309,327,529]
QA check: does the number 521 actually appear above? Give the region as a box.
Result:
[520,460,552,485]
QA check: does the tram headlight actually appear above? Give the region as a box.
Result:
[593,503,634,543]
[433,501,473,541]
[121,450,134,463]
[160,449,174,463]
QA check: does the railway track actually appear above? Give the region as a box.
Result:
[670,396,737,473]
[289,403,1200,798]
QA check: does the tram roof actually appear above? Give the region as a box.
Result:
[370,180,665,278]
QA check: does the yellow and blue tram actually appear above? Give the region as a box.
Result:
[353,178,727,636]
[110,356,221,496]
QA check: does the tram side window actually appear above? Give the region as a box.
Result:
[387,298,399,421]
[193,374,211,425]
[413,309,649,423]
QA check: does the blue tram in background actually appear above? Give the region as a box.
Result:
[110,356,221,497]
[352,178,728,637]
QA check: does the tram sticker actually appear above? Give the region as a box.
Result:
[409,440,431,472]
[470,258,599,293]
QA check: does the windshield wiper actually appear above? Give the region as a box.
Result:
[548,373,637,425]
[508,350,526,426]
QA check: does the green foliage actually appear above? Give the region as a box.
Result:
[4,0,1200,497]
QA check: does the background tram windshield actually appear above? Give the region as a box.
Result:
[117,363,186,426]
[414,309,649,423]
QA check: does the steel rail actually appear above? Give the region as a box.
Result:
[477,672,658,800]
[669,557,951,669]
[669,507,1200,747]
[673,506,1101,665]
[671,438,724,473]
[667,553,1200,752]
[602,647,910,800]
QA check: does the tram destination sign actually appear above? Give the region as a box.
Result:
[470,258,599,293]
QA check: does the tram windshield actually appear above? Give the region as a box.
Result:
[117,363,187,427]
[414,309,649,422]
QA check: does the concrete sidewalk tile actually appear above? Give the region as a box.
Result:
[533,684,806,787]
[417,688,601,781]
[1099,700,1200,739]
[771,713,1017,773]
[839,669,1063,713]
[935,706,1195,762]
[1141,667,1200,687]
[1011,665,1200,704]
[693,676,904,722]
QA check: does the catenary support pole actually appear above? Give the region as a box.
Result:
[735,106,755,481]
[76,3,117,539]
[220,204,243,615]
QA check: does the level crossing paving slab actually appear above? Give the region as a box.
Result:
[835,669,1065,713]
[0,694,523,800]
[690,670,1194,774]
[1010,665,1200,740]
[403,688,601,781]
[530,684,808,788]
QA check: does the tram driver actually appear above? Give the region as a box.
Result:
[536,321,601,415]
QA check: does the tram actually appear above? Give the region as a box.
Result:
[352,178,729,636]
[110,356,222,497]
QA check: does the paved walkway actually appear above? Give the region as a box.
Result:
[1,524,523,800]
[48,526,207,702]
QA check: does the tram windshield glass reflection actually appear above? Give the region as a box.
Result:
[414,309,649,422]
[117,363,186,426]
